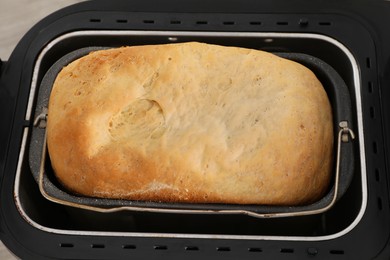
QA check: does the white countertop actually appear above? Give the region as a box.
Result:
[0,0,85,60]
[0,1,85,258]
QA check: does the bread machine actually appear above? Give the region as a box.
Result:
[0,0,390,259]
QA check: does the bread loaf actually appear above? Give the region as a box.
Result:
[47,42,333,205]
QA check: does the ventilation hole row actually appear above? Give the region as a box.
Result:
[147,20,332,26]
[59,243,343,255]
[89,18,332,27]
[366,55,382,212]
[370,97,383,212]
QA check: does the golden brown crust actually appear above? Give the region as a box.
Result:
[47,42,333,205]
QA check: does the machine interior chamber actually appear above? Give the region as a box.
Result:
[14,31,366,240]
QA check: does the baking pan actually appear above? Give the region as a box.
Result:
[29,46,355,218]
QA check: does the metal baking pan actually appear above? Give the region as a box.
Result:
[29,46,355,218]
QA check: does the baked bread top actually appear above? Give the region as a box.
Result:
[47,42,333,205]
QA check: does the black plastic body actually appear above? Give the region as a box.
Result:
[0,0,390,259]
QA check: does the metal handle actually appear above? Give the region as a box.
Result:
[339,121,355,142]
[38,121,355,218]
[33,107,48,128]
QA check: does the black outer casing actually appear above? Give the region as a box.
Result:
[0,0,390,259]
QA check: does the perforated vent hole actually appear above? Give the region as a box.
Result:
[216,247,231,252]
[368,82,373,93]
[378,197,383,210]
[307,248,318,256]
[143,20,155,24]
[170,20,181,24]
[280,248,294,253]
[299,18,309,26]
[330,250,344,255]
[185,246,199,251]
[154,245,168,250]
[116,19,127,23]
[366,57,372,68]
[276,21,288,25]
[122,245,136,249]
[89,18,101,23]
[223,21,235,25]
[375,168,380,181]
[196,21,208,25]
[370,107,375,118]
[373,142,378,154]
[91,244,105,249]
[319,21,332,26]
[59,243,74,248]
[248,247,262,252]
[249,21,262,25]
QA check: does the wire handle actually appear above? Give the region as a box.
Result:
[38,121,355,218]
[339,121,355,143]
[33,107,48,128]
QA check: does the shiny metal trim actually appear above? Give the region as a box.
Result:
[17,30,367,241]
